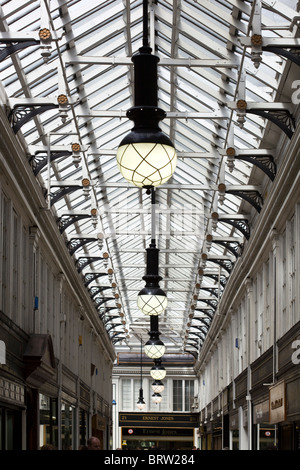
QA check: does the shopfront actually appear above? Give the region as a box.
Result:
[119,412,199,450]
[0,311,27,450]
[253,399,277,450]
[276,321,300,450]
[0,378,25,450]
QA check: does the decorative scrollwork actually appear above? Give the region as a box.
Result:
[57,214,90,234]
[67,237,97,255]
[247,108,295,139]
[218,218,250,240]
[0,40,39,62]
[8,104,57,133]
[263,45,300,68]
[89,286,111,299]
[226,189,263,213]
[49,185,82,205]
[75,256,103,273]
[199,298,218,310]
[28,150,72,175]
[84,272,107,287]
[200,287,219,297]
[212,240,244,258]
[235,153,276,181]
[208,258,234,275]
[195,308,214,319]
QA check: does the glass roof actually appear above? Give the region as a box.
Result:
[0,0,298,356]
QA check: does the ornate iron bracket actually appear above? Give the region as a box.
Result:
[0,40,39,61]
[226,189,263,213]
[206,258,234,275]
[89,286,111,299]
[184,349,198,359]
[67,237,97,255]
[192,317,211,328]
[247,108,295,140]
[97,298,115,307]
[195,309,214,319]
[84,272,108,287]
[106,323,123,333]
[75,256,103,273]
[49,186,82,205]
[226,148,276,181]
[199,287,219,297]
[212,240,244,258]
[99,306,118,319]
[8,104,58,133]
[185,342,199,350]
[29,150,72,176]
[199,298,218,310]
[228,97,295,139]
[190,324,209,333]
[198,269,227,288]
[217,216,250,240]
[188,330,206,341]
[112,336,126,345]
[57,214,91,234]
[104,315,120,324]
[263,46,300,68]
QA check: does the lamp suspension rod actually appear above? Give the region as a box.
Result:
[142,0,149,48]
[140,335,143,387]
[151,187,156,244]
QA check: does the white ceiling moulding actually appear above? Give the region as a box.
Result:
[66,55,239,68]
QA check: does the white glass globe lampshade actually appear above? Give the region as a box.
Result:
[137,286,167,316]
[137,402,146,410]
[136,399,146,410]
[144,337,165,359]
[117,141,177,188]
[152,393,162,404]
[150,364,166,381]
[151,380,164,394]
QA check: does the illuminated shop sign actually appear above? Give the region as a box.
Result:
[119,412,199,428]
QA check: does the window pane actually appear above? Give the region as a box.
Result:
[184,380,194,411]
[122,379,131,410]
[173,380,182,411]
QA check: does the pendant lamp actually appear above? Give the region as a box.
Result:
[116,0,177,188]
[150,359,166,381]
[136,336,146,410]
[144,316,165,359]
[137,188,167,315]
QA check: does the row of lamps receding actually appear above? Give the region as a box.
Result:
[115,0,177,409]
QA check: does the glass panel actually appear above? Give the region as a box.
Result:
[39,394,58,449]
[6,410,15,450]
[79,409,88,447]
[61,403,75,450]
[173,380,183,411]
[184,380,194,411]
[5,409,22,450]
[121,379,131,410]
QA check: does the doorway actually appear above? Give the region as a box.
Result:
[0,406,22,450]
